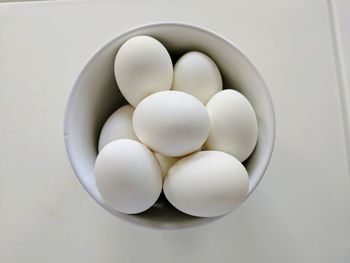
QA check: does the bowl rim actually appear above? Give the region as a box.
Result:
[63,21,276,227]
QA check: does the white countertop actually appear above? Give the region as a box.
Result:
[1,0,350,262]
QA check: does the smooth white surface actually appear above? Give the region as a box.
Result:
[114,36,173,107]
[133,91,210,157]
[329,0,350,168]
[95,139,162,214]
[172,51,223,104]
[164,151,249,217]
[1,0,350,262]
[98,105,138,152]
[155,153,179,178]
[63,22,274,227]
[204,90,258,162]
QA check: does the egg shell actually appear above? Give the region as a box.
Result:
[98,105,138,152]
[204,89,258,162]
[155,148,202,178]
[133,91,210,157]
[95,139,162,214]
[163,150,249,217]
[155,153,179,178]
[114,36,173,107]
[172,51,222,104]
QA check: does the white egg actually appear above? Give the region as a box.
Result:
[133,91,210,157]
[204,89,258,162]
[155,153,179,178]
[172,51,222,104]
[114,36,173,107]
[95,139,162,214]
[98,105,138,152]
[163,151,249,217]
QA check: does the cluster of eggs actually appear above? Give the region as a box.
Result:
[95,36,258,218]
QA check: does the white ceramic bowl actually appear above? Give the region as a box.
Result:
[64,22,275,229]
